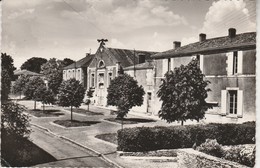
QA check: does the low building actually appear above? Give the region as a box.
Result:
[63,54,94,88]
[151,28,256,123]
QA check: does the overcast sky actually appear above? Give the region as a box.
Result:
[1,0,256,68]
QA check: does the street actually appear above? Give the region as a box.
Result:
[31,125,115,167]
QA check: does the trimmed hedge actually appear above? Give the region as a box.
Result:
[117,122,255,152]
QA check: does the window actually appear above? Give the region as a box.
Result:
[98,60,105,68]
[98,73,104,83]
[91,74,95,87]
[167,58,171,72]
[221,89,243,117]
[139,55,146,64]
[108,72,113,86]
[233,51,238,74]
[227,51,242,75]
[147,92,152,100]
[228,90,237,115]
[77,69,81,80]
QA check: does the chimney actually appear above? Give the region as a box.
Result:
[173,41,181,49]
[199,33,206,42]
[228,28,236,38]
[86,53,90,57]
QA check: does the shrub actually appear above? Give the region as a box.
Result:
[117,122,255,152]
[223,145,255,167]
[196,139,224,157]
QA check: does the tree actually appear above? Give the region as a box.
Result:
[12,75,30,99]
[1,53,16,101]
[107,73,145,122]
[21,57,47,73]
[41,58,63,95]
[1,102,31,164]
[1,102,31,139]
[57,79,85,121]
[85,88,94,111]
[23,76,45,109]
[157,59,212,125]
[34,86,55,111]
[62,58,75,67]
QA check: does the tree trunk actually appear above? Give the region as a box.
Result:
[34,101,36,110]
[181,120,184,126]
[43,103,45,112]
[88,104,89,111]
[71,106,73,121]
[121,117,124,130]
[20,91,22,99]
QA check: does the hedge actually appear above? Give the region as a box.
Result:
[117,122,255,152]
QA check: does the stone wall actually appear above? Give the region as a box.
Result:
[177,149,249,168]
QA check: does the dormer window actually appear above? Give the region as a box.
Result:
[98,60,105,68]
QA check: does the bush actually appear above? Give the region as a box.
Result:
[196,139,224,157]
[223,145,255,167]
[117,122,255,152]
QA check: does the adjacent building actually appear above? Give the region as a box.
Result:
[151,28,256,123]
[63,54,94,88]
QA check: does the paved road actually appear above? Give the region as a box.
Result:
[31,126,115,167]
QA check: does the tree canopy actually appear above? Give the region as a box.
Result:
[34,85,55,111]
[1,53,16,101]
[62,58,75,67]
[21,57,47,73]
[107,73,145,119]
[57,78,85,120]
[157,59,212,125]
[24,76,45,100]
[13,75,30,95]
[41,58,63,95]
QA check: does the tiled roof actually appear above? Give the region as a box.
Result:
[124,61,154,70]
[14,69,43,76]
[152,32,256,59]
[105,48,157,67]
[63,54,94,70]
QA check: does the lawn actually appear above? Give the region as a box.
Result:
[65,108,103,115]
[105,117,155,124]
[95,133,118,145]
[27,109,64,117]
[53,120,100,127]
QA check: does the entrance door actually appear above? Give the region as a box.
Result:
[147,92,152,113]
[98,83,104,106]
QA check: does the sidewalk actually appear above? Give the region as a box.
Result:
[18,100,177,167]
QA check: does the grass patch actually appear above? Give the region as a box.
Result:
[105,118,156,124]
[121,150,178,157]
[65,108,103,115]
[53,120,100,127]
[95,133,118,145]
[27,109,64,117]
[1,136,57,167]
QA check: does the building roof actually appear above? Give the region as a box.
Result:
[14,69,43,76]
[124,61,154,71]
[63,54,94,70]
[104,47,157,67]
[152,32,256,59]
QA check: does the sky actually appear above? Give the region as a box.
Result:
[1,0,256,68]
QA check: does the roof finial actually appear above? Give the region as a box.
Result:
[97,39,108,47]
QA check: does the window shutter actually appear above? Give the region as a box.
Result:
[162,59,168,77]
[221,90,227,115]
[226,52,233,75]
[200,55,204,73]
[238,51,243,74]
[237,90,243,118]
[170,58,174,71]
